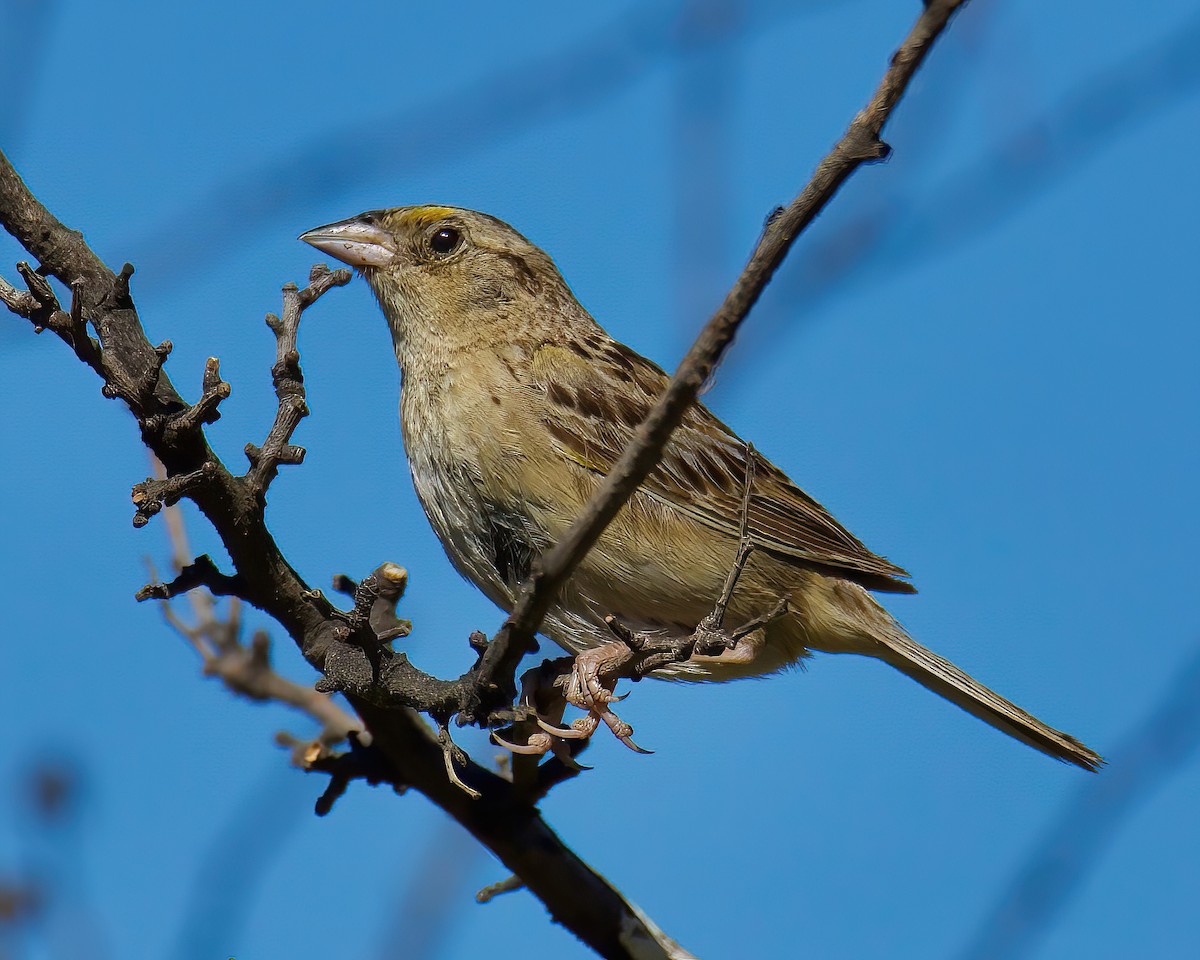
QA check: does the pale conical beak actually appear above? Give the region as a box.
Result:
[299,214,397,268]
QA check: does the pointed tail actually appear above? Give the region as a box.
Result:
[876,627,1103,771]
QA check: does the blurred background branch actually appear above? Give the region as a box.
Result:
[732,6,1200,373]
[0,0,59,153]
[124,0,841,286]
[961,640,1200,960]
[150,465,363,765]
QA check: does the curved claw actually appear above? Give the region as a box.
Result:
[536,717,590,740]
[617,734,654,756]
[550,738,593,771]
[581,677,620,708]
[598,709,654,755]
[519,641,661,761]
[491,731,551,756]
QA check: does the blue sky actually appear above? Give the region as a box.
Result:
[1,1,1197,958]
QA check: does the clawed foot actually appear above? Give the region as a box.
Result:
[492,443,787,763]
[492,641,651,762]
[492,591,787,762]
[550,642,651,753]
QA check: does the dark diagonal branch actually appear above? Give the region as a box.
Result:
[470,0,972,712]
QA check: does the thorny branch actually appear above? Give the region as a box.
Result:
[0,2,970,957]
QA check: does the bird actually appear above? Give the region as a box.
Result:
[300,204,1102,771]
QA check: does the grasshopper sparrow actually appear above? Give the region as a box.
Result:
[301,205,1101,771]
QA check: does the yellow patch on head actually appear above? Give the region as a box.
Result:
[398,205,458,227]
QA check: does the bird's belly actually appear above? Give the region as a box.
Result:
[411,454,507,594]
[399,379,810,677]
[567,499,741,625]
[401,384,526,614]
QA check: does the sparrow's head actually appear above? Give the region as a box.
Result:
[300,205,580,353]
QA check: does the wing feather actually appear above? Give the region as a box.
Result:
[529,339,915,594]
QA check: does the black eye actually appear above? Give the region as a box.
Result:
[430,226,461,255]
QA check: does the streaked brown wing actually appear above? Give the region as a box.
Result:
[529,339,916,594]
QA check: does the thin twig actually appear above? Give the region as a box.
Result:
[437,723,482,800]
[709,441,757,632]
[245,266,351,501]
[476,874,525,904]
[0,146,693,956]
[162,356,230,441]
[131,461,218,528]
[737,9,1200,379]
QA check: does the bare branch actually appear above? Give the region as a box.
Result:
[161,356,230,440]
[3,263,106,376]
[735,9,1200,379]
[135,554,242,602]
[131,461,219,528]
[0,272,36,318]
[244,266,351,501]
[437,722,482,800]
